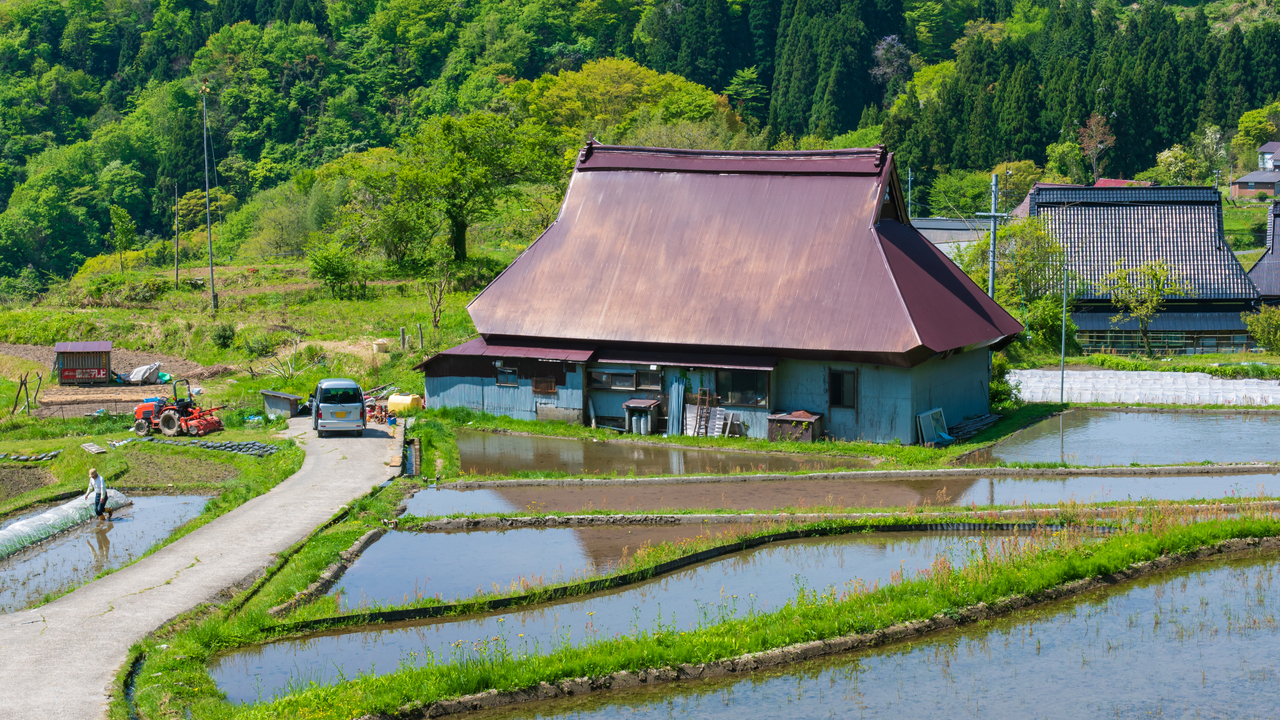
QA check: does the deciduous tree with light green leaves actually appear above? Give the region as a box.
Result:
[407,113,565,262]
[1244,305,1280,352]
[1097,260,1192,357]
[108,205,136,274]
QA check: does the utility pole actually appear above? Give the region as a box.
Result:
[1060,251,1068,404]
[907,167,914,219]
[976,174,1007,298]
[173,181,179,290]
[200,77,218,312]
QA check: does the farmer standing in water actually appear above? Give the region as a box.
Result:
[84,468,111,521]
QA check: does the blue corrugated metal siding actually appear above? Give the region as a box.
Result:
[909,351,989,441]
[556,369,583,410]
[425,376,487,411]
[729,407,769,439]
[425,376,538,421]
[483,380,537,421]
[773,359,913,443]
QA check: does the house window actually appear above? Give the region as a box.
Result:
[589,371,635,390]
[829,369,857,408]
[715,370,768,407]
[637,370,663,389]
[1249,182,1256,190]
[496,368,518,387]
[532,377,557,395]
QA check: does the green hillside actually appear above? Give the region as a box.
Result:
[1,0,1280,291]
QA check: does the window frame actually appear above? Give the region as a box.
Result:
[588,370,636,390]
[532,376,557,395]
[829,369,858,409]
[714,369,770,408]
[636,369,663,390]
[496,368,519,387]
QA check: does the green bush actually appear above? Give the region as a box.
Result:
[212,323,237,349]
[1021,296,1081,353]
[989,353,1021,409]
[238,331,279,358]
[1244,305,1280,351]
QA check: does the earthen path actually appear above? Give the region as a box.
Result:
[0,418,397,719]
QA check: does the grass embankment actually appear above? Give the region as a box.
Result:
[123,503,1280,720]
[0,266,478,370]
[407,404,1069,481]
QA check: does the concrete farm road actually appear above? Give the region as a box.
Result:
[0,418,398,719]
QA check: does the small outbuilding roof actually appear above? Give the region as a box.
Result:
[412,337,595,372]
[1259,141,1280,154]
[54,341,112,353]
[467,144,1021,367]
[1233,171,1280,184]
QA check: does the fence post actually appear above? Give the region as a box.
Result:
[417,324,424,350]
[400,327,406,350]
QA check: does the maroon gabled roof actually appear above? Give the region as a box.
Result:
[411,337,594,372]
[54,341,112,353]
[466,144,1020,367]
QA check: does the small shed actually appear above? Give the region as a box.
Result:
[54,341,112,385]
[260,390,303,419]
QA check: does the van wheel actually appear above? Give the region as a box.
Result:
[356,429,363,437]
[317,429,327,438]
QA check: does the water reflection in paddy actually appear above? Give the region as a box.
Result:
[212,531,1030,703]
[475,550,1280,720]
[333,525,765,610]
[978,408,1280,466]
[455,430,871,477]
[0,494,209,613]
[406,472,1278,517]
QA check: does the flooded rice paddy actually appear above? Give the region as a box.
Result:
[475,549,1280,720]
[333,525,762,610]
[979,408,1280,466]
[455,430,871,477]
[406,472,1278,517]
[0,494,209,613]
[212,531,1027,703]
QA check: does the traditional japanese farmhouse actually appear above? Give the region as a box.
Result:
[414,144,1022,444]
[1027,186,1260,353]
[1247,201,1280,305]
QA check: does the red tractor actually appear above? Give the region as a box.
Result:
[133,379,225,437]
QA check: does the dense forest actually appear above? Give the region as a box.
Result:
[2,0,1280,289]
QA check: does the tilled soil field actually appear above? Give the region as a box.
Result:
[0,342,207,378]
[0,342,230,418]
[0,466,55,503]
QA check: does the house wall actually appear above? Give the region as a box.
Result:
[1233,181,1277,197]
[772,359,914,443]
[425,368,583,424]
[908,350,991,439]
[426,351,990,444]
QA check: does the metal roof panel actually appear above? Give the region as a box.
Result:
[467,146,1021,362]
[54,341,112,353]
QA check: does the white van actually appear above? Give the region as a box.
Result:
[312,378,366,437]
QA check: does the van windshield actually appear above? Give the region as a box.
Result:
[320,387,362,404]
